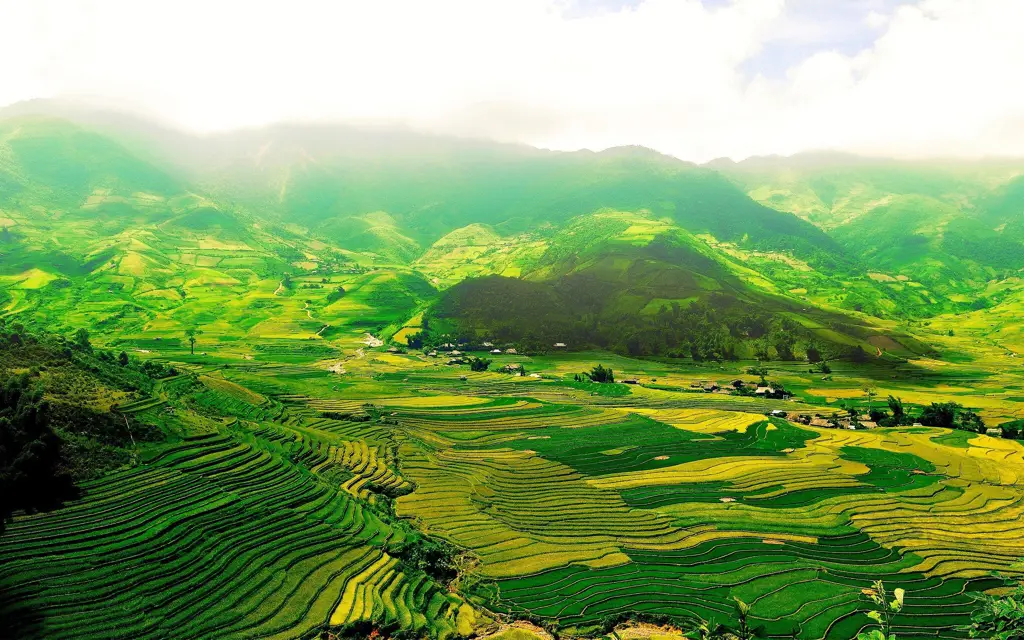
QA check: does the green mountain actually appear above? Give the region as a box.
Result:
[0,104,997,360]
[713,153,1024,309]
[6,104,1024,640]
[426,210,931,359]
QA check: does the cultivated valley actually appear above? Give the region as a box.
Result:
[3,103,1024,640]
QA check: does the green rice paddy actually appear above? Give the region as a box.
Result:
[4,336,1024,639]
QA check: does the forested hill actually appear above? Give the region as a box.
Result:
[0,101,846,268]
[0,101,1011,360]
[712,152,1024,303]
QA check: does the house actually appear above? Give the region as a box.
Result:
[553,342,567,348]
[986,427,1003,437]
[756,385,791,399]
[386,346,399,353]
[622,377,640,385]
[482,342,494,348]
[427,350,438,357]
[859,421,878,429]
[451,350,463,356]
[703,382,720,393]
[809,417,832,428]
[770,409,787,417]
[505,348,518,354]
[912,422,923,427]
[690,381,705,389]
[490,348,502,354]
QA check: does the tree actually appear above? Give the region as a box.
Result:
[887,396,905,425]
[920,402,960,429]
[326,286,347,304]
[746,365,768,384]
[588,364,614,383]
[807,344,822,363]
[185,328,202,355]
[469,357,491,372]
[864,387,877,413]
[1001,421,1024,440]
[73,327,91,352]
[753,337,771,362]
[118,351,130,367]
[961,582,1024,639]
[0,374,77,534]
[858,580,904,640]
[960,408,985,433]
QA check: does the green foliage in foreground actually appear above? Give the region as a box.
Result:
[0,372,76,533]
[962,584,1024,640]
[857,581,905,640]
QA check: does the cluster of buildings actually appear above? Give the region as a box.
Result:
[688,379,792,399]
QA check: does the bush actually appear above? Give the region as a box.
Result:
[389,534,460,584]
[961,583,1024,639]
[588,364,614,383]
[469,357,491,372]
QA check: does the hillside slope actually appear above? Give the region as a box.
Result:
[0,105,966,362]
[714,153,1024,311]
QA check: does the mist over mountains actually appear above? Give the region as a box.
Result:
[2,100,1023,359]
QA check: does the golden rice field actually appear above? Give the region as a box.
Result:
[4,347,1024,639]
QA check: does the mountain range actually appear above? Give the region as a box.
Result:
[2,100,1022,361]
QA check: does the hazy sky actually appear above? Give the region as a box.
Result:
[1,0,1021,162]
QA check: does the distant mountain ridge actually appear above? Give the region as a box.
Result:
[0,100,1015,359]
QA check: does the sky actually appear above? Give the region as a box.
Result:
[1,0,1022,162]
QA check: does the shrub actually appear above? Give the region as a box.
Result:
[469,357,491,372]
[588,364,614,383]
[962,583,1024,639]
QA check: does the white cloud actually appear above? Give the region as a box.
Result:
[864,10,890,29]
[0,0,1021,162]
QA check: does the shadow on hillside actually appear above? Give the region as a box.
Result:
[0,585,46,639]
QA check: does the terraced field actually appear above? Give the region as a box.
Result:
[0,401,473,639]
[377,374,1024,638]
[4,349,1024,639]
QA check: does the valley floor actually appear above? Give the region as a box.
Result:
[3,333,1024,639]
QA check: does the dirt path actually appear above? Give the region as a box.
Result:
[343,348,365,362]
[274,281,284,295]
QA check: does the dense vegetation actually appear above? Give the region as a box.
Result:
[2,103,1024,640]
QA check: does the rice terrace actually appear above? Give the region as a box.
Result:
[5,4,1024,639]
